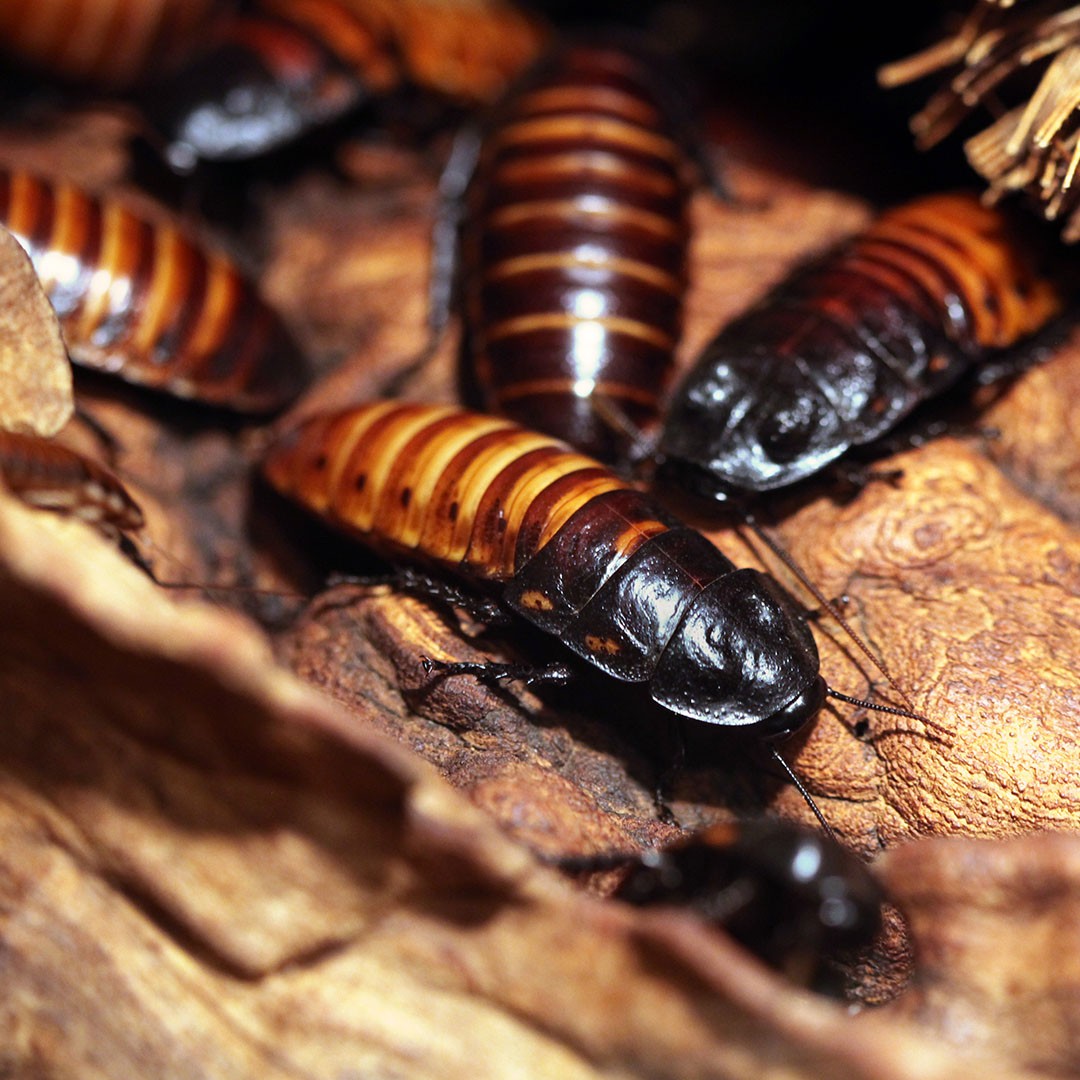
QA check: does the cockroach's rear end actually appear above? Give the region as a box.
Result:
[460,37,695,461]
[0,170,307,412]
[659,191,1065,499]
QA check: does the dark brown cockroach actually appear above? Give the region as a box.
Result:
[0,169,307,412]
[139,0,547,174]
[440,36,701,463]
[0,428,144,543]
[658,191,1067,500]
[262,400,928,830]
[568,819,885,989]
[0,0,232,91]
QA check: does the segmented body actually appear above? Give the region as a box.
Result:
[659,191,1065,497]
[0,170,306,412]
[263,400,823,730]
[613,820,884,982]
[0,0,230,89]
[143,0,547,172]
[462,39,693,460]
[0,429,144,539]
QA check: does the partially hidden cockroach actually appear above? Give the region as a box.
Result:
[0,0,232,91]
[140,0,548,174]
[262,399,927,829]
[584,819,885,987]
[658,191,1067,500]
[0,428,144,544]
[0,169,307,412]
[443,36,701,462]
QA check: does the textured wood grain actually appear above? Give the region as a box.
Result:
[0,495,1045,1080]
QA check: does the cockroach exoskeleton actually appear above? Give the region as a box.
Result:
[425,32,723,464]
[567,818,886,991]
[0,169,308,413]
[0,0,233,92]
[261,400,931,832]
[136,0,548,175]
[0,428,154,575]
[657,191,1067,502]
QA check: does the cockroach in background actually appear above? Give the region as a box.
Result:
[0,428,148,564]
[136,0,549,174]
[566,818,886,991]
[657,190,1067,502]
[0,169,308,413]
[0,0,233,91]
[429,33,716,463]
[261,399,932,832]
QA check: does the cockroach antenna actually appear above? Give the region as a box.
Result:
[740,516,952,743]
[768,744,834,839]
[742,514,918,708]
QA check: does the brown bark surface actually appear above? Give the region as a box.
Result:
[1,57,1080,1079]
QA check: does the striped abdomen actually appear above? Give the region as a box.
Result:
[0,0,230,89]
[263,400,823,729]
[659,191,1065,495]
[0,171,306,412]
[463,40,692,460]
[143,0,547,172]
[0,429,143,538]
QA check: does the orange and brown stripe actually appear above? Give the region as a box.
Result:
[0,170,305,411]
[464,39,692,460]
[852,192,1063,350]
[253,0,545,103]
[261,401,662,582]
[0,430,144,534]
[0,0,228,88]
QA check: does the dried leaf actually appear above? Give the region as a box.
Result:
[0,224,72,435]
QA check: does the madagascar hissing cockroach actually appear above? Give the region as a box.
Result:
[139,0,547,174]
[0,428,144,543]
[440,36,703,462]
[0,0,232,91]
[0,169,307,412]
[657,191,1067,500]
[262,400,928,830]
[572,818,884,987]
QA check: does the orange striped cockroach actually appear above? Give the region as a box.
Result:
[658,191,1067,501]
[0,0,234,91]
[139,0,548,174]
[429,34,718,463]
[262,400,932,832]
[0,428,144,542]
[0,169,307,412]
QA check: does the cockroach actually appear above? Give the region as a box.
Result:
[139,0,547,174]
[657,191,1067,500]
[262,399,929,831]
[435,36,706,463]
[0,169,307,412]
[0,428,144,543]
[570,819,884,987]
[0,0,232,91]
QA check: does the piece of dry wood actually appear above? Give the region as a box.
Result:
[0,497,1049,1080]
[878,831,1080,1077]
